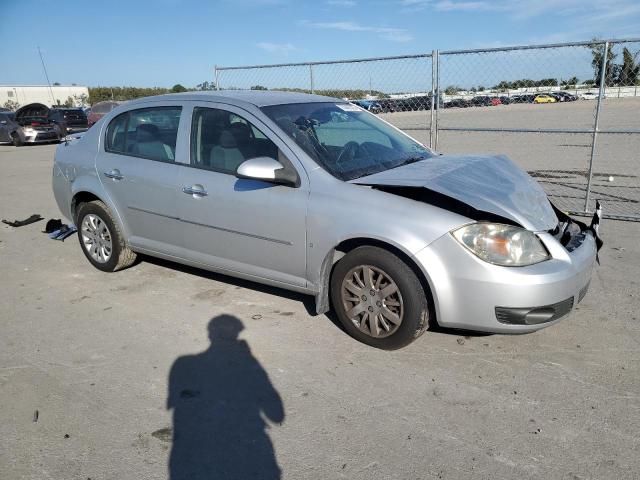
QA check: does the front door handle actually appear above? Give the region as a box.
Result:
[182,185,208,197]
[103,169,123,180]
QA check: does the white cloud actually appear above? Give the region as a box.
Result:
[433,1,493,11]
[326,0,357,6]
[303,20,412,42]
[256,42,297,54]
[400,0,640,19]
[398,0,640,39]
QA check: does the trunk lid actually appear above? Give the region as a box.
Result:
[14,103,51,127]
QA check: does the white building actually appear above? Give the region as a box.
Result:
[0,85,90,110]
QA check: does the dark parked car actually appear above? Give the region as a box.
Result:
[549,91,578,102]
[87,101,121,127]
[376,99,397,113]
[49,107,89,134]
[471,96,501,107]
[445,98,471,108]
[499,96,513,105]
[351,100,383,114]
[0,112,22,146]
[9,103,62,145]
[510,94,536,104]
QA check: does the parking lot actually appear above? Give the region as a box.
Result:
[1,138,639,479]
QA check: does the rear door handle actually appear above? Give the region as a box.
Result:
[182,185,208,197]
[103,169,123,180]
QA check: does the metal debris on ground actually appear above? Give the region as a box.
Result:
[47,224,77,241]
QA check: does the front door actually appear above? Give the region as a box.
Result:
[176,103,308,288]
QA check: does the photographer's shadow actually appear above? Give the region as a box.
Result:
[167,315,284,480]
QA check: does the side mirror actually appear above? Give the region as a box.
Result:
[235,157,298,187]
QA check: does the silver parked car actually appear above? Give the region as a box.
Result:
[52,91,601,349]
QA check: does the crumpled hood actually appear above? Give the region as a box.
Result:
[351,154,558,231]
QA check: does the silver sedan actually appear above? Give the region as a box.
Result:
[52,91,601,349]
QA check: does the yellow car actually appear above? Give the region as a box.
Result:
[534,94,557,104]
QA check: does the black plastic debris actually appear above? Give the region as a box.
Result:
[43,219,64,233]
[2,214,43,227]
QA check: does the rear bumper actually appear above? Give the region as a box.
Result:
[413,230,597,333]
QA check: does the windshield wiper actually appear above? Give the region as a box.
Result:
[392,155,428,168]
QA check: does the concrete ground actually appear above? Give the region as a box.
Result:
[1,142,639,480]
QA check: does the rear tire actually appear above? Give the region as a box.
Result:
[330,246,430,350]
[11,133,23,147]
[76,200,137,272]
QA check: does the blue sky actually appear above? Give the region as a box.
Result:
[1,0,639,88]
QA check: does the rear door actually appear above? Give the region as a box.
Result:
[97,103,186,254]
[175,103,309,287]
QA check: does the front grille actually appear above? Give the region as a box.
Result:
[35,132,57,140]
[496,297,574,325]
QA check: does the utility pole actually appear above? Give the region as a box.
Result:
[38,46,55,105]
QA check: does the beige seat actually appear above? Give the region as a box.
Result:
[209,130,245,173]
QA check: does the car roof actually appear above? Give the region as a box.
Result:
[127,90,343,108]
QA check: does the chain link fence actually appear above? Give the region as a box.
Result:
[216,38,640,221]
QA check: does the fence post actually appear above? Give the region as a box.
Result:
[430,50,436,149]
[214,65,220,91]
[309,64,314,94]
[584,40,609,213]
[434,50,440,150]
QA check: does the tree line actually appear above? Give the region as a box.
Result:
[87,84,189,104]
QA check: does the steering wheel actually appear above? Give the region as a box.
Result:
[336,141,360,166]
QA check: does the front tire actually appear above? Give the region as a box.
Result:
[330,246,430,350]
[76,200,137,272]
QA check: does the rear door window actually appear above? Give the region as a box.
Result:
[105,106,182,162]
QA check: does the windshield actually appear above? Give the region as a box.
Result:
[261,102,433,181]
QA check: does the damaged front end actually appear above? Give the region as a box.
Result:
[351,154,603,256]
[549,201,604,258]
[366,183,603,258]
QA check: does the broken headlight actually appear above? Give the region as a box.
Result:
[452,223,550,266]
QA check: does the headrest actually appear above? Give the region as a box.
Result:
[218,130,237,149]
[230,122,252,141]
[136,123,160,143]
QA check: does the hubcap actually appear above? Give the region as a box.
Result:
[81,214,112,264]
[341,265,404,338]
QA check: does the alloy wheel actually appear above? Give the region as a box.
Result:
[81,214,112,264]
[340,265,404,338]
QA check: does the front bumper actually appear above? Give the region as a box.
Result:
[413,228,597,333]
[66,127,88,133]
[23,131,60,143]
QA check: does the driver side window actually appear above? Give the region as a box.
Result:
[190,107,278,174]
